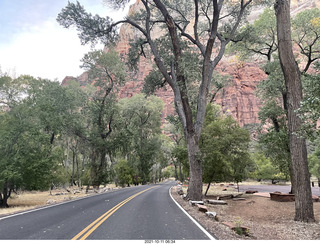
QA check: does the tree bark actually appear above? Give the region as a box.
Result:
[204,182,211,197]
[186,133,203,200]
[72,149,75,186]
[0,180,10,208]
[275,0,314,222]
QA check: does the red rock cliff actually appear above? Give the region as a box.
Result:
[63,0,319,127]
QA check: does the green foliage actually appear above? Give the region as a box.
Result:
[257,59,286,99]
[81,49,126,89]
[73,49,128,186]
[162,165,175,179]
[307,138,320,179]
[114,159,134,187]
[228,7,277,61]
[118,94,164,184]
[0,77,68,194]
[57,1,118,46]
[57,0,267,201]
[254,58,291,179]
[172,145,189,177]
[299,66,320,139]
[250,153,287,182]
[201,104,252,184]
[292,8,320,72]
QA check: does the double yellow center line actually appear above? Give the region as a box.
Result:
[72,186,157,240]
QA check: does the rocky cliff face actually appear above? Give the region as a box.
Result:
[62,0,319,127]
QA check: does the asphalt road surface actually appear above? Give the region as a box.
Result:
[0,181,215,240]
[238,184,320,196]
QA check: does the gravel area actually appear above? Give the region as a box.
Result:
[171,185,320,240]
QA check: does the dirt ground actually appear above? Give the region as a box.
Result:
[171,185,320,240]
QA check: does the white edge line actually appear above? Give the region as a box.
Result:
[169,186,217,241]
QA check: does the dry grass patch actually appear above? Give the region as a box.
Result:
[0,184,117,217]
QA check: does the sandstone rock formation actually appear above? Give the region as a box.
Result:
[62,0,319,127]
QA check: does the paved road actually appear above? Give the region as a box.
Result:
[238,184,320,196]
[0,181,214,240]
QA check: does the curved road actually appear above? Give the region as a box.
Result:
[0,181,215,240]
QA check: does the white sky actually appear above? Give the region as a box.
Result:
[0,0,135,82]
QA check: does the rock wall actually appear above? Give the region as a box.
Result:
[62,0,319,127]
[112,2,267,127]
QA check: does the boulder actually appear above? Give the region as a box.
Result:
[46,199,57,205]
[177,189,184,195]
[245,190,258,194]
[206,211,218,220]
[312,195,319,202]
[196,204,208,213]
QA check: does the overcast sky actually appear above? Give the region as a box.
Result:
[0,0,134,82]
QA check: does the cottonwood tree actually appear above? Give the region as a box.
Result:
[118,94,163,184]
[166,115,187,182]
[275,0,314,222]
[229,7,277,62]
[201,103,251,195]
[76,49,126,188]
[255,60,294,192]
[0,76,72,207]
[292,8,320,73]
[231,7,320,196]
[299,63,320,138]
[57,0,264,200]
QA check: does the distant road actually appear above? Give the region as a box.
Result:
[0,181,215,240]
[238,184,320,196]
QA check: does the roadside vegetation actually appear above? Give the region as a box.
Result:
[1,0,320,225]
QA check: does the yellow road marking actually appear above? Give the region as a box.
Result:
[72,186,157,240]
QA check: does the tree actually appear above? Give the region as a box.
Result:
[231,7,320,195]
[308,140,320,184]
[57,0,262,200]
[200,104,251,195]
[165,114,188,182]
[229,7,277,61]
[292,8,320,73]
[275,0,314,222]
[255,60,294,191]
[0,76,71,207]
[76,49,126,188]
[299,63,320,138]
[250,153,287,183]
[118,94,164,184]
[114,159,135,187]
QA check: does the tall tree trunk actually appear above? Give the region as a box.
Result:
[282,91,296,194]
[0,180,10,208]
[72,149,75,187]
[76,152,80,188]
[204,182,211,197]
[186,133,203,200]
[275,0,314,222]
[174,163,178,180]
[178,162,183,182]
